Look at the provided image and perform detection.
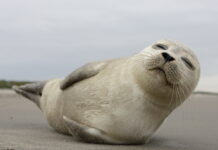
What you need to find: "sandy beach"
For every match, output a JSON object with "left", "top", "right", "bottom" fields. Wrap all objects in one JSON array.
[{"left": 0, "top": 90, "right": 217, "bottom": 150}]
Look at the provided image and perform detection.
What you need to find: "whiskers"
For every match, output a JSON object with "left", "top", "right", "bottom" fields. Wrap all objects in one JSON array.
[
  {"left": 134, "top": 50, "right": 194, "bottom": 111},
  {"left": 166, "top": 67, "right": 193, "bottom": 109},
  {"left": 134, "top": 51, "right": 157, "bottom": 65}
]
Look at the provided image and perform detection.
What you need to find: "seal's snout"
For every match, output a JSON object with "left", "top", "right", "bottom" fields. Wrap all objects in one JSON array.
[{"left": 161, "top": 52, "right": 175, "bottom": 62}]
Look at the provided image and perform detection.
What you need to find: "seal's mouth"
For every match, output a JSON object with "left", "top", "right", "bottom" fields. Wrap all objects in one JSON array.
[{"left": 150, "top": 67, "right": 173, "bottom": 87}]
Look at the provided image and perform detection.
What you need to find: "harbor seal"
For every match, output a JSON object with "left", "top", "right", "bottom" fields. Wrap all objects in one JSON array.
[{"left": 13, "top": 40, "right": 200, "bottom": 144}]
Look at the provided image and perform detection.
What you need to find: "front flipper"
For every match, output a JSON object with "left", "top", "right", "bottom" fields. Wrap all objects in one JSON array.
[
  {"left": 63, "top": 116, "right": 125, "bottom": 144},
  {"left": 60, "top": 61, "right": 110, "bottom": 90}
]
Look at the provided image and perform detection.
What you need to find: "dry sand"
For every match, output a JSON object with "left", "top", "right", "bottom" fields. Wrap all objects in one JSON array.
[{"left": 0, "top": 90, "right": 218, "bottom": 150}]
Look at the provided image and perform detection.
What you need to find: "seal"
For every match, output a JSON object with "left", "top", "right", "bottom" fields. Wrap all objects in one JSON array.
[{"left": 13, "top": 40, "right": 200, "bottom": 144}]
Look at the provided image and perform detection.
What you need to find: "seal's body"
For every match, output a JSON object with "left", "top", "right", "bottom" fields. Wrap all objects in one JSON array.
[{"left": 13, "top": 40, "right": 200, "bottom": 144}]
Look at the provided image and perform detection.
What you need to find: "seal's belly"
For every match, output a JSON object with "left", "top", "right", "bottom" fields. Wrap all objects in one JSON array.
[
  {"left": 104, "top": 100, "right": 167, "bottom": 141},
  {"left": 41, "top": 71, "right": 168, "bottom": 141},
  {"left": 61, "top": 74, "right": 116, "bottom": 125},
  {"left": 61, "top": 73, "right": 168, "bottom": 141},
  {"left": 61, "top": 59, "right": 135, "bottom": 125}
]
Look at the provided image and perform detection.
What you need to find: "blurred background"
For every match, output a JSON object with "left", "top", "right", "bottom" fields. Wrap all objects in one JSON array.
[{"left": 0, "top": 0, "right": 217, "bottom": 91}]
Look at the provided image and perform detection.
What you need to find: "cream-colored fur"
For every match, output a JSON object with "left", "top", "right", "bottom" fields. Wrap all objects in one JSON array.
[{"left": 29, "top": 40, "right": 200, "bottom": 144}]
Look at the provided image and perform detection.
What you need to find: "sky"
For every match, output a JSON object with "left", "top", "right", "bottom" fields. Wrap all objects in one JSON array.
[{"left": 0, "top": 0, "right": 218, "bottom": 81}]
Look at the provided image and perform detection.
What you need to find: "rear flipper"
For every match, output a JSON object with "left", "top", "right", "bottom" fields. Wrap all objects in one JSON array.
[
  {"left": 12, "top": 81, "right": 47, "bottom": 107},
  {"left": 63, "top": 116, "right": 126, "bottom": 144}
]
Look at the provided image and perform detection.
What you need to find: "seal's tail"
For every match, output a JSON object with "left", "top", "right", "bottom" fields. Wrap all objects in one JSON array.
[{"left": 12, "top": 81, "right": 47, "bottom": 108}]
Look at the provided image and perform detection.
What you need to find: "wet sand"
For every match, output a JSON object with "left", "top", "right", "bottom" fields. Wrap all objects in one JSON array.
[{"left": 0, "top": 90, "right": 217, "bottom": 150}]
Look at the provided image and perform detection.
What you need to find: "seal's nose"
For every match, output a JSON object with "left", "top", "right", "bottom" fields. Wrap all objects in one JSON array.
[{"left": 162, "top": 52, "right": 175, "bottom": 62}]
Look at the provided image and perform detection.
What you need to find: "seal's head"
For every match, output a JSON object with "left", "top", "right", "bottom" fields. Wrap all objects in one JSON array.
[{"left": 134, "top": 40, "right": 200, "bottom": 107}]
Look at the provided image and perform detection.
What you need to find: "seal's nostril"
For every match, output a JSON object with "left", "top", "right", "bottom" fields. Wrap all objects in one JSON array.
[{"left": 162, "top": 52, "right": 175, "bottom": 62}]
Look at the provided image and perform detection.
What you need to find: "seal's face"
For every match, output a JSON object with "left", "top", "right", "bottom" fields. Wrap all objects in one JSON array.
[{"left": 137, "top": 40, "right": 200, "bottom": 107}]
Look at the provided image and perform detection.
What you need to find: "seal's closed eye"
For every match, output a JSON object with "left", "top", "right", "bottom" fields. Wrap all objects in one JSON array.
[
  {"left": 152, "top": 44, "right": 168, "bottom": 50},
  {"left": 181, "top": 57, "right": 195, "bottom": 70}
]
